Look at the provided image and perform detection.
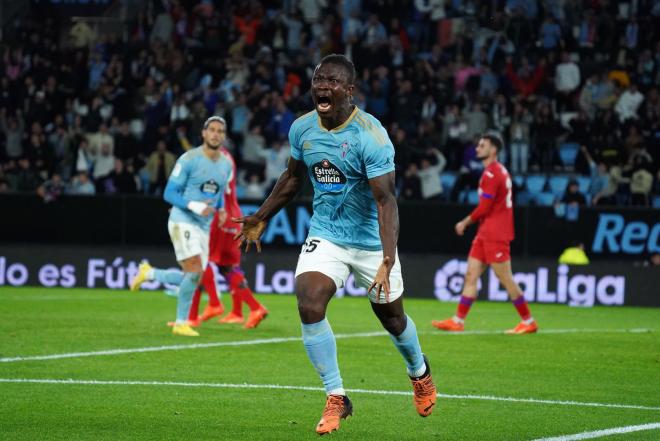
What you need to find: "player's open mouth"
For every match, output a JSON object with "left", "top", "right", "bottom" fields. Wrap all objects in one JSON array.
[{"left": 316, "top": 96, "right": 332, "bottom": 113}]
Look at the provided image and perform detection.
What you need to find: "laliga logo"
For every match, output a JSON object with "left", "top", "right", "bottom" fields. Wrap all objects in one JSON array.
[{"left": 434, "top": 259, "right": 482, "bottom": 301}]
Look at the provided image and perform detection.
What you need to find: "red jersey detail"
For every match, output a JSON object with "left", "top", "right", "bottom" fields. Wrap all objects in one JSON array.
[
  {"left": 469, "top": 161, "right": 514, "bottom": 242},
  {"left": 211, "top": 147, "right": 242, "bottom": 232}
]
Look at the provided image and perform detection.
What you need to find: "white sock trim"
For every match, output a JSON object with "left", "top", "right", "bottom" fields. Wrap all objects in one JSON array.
[
  {"left": 328, "top": 388, "right": 346, "bottom": 396},
  {"left": 409, "top": 362, "right": 427, "bottom": 378}
]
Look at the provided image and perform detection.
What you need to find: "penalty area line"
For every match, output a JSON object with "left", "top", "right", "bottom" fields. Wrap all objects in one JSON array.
[
  {"left": 0, "top": 328, "right": 653, "bottom": 363},
  {"left": 530, "top": 422, "right": 660, "bottom": 441},
  {"left": 1, "top": 378, "right": 659, "bottom": 412}
]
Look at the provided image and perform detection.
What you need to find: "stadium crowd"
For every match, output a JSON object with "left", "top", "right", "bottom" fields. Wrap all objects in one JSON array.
[{"left": 0, "top": 0, "right": 658, "bottom": 206}]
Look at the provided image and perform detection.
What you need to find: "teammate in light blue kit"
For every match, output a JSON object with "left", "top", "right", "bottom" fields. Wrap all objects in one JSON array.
[
  {"left": 235, "top": 55, "right": 437, "bottom": 435},
  {"left": 130, "top": 116, "right": 233, "bottom": 337}
]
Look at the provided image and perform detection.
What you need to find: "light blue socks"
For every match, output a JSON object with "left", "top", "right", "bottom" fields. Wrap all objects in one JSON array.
[
  {"left": 389, "top": 315, "right": 426, "bottom": 377},
  {"left": 302, "top": 318, "right": 344, "bottom": 395},
  {"left": 175, "top": 272, "right": 201, "bottom": 323},
  {"left": 153, "top": 268, "right": 184, "bottom": 285}
]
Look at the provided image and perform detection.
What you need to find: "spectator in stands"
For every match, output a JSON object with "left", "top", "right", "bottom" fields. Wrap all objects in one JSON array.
[
  {"left": 11, "top": 157, "right": 41, "bottom": 192},
  {"left": 145, "top": 140, "right": 175, "bottom": 195},
  {"left": 260, "top": 139, "right": 289, "bottom": 192},
  {"left": 92, "top": 143, "right": 116, "bottom": 193},
  {"left": 555, "top": 52, "right": 581, "bottom": 111},
  {"left": 417, "top": 148, "right": 447, "bottom": 200},
  {"left": 0, "top": 1, "right": 657, "bottom": 209},
  {"left": 400, "top": 163, "right": 421, "bottom": 200},
  {"left": 630, "top": 166, "right": 653, "bottom": 206},
  {"left": 68, "top": 170, "right": 96, "bottom": 195},
  {"left": 37, "top": 172, "right": 66, "bottom": 203},
  {"left": 0, "top": 109, "right": 25, "bottom": 169},
  {"left": 241, "top": 173, "right": 267, "bottom": 200},
  {"left": 615, "top": 83, "right": 645, "bottom": 122},
  {"left": 509, "top": 103, "right": 532, "bottom": 174},
  {"left": 561, "top": 180, "right": 587, "bottom": 206},
  {"left": 106, "top": 159, "right": 139, "bottom": 194}
]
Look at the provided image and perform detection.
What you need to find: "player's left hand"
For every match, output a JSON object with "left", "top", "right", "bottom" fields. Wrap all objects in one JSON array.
[
  {"left": 217, "top": 209, "right": 227, "bottom": 227},
  {"left": 368, "top": 256, "right": 393, "bottom": 303},
  {"left": 455, "top": 221, "right": 467, "bottom": 236}
]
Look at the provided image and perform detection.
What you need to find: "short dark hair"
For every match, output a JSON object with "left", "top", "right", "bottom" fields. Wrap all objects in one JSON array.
[
  {"left": 203, "top": 116, "right": 226, "bottom": 130},
  {"left": 481, "top": 133, "right": 504, "bottom": 151},
  {"left": 318, "top": 54, "right": 356, "bottom": 85}
]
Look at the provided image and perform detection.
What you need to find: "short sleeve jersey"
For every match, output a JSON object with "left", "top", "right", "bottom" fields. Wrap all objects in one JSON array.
[
  {"left": 289, "top": 107, "right": 395, "bottom": 250},
  {"left": 167, "top": 147, "right": 233, "bottom": 231},
  {"left": 476, "top": 161, "right": 515, "bottom": 242}
]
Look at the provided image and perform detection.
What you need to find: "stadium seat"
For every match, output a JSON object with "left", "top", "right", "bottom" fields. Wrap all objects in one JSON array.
[
  {"left": 440, "top": 172, "right": 457, "bottom": 195},
  {"left": 575, "top": 176, "right": 591, "bottom": 195},
  {"left": 654, "top": 196, "right": 660, "bottom": 209},
  {"left": 467, "top": 190, "right": 480, "bottom": 205},
  {"left": 525, "top": 174, "right": 547, "bottom": 194},
  {"left": 559, "top": 143, "right": 579, "bottom": 168},
  {"left": 548, "top": 175, "right": 569, "bottom": 198},
  {"left": 512, "top": 175, "right": 525, "bottom": 189},
  {"left": 535, "top": 192, "right": 556, "bottom": 206}
]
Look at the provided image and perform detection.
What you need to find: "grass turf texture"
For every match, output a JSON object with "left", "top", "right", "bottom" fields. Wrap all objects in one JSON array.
[{"left": 0, "top": 287, "right": 658, "bottom": 440}]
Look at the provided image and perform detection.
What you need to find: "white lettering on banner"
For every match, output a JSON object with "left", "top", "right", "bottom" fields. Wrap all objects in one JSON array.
[
  {"left": 39, "top": 264, "right": 60, "bottom": 287},
  {"left": 483, "top": 264, "right": 625, "bottom": 307},
  {"left": 86, "top": 258, "right": 160, "bottom": 290},
  {"left": 488, "top": 273, "right": 508, "bottom": 301},
  {"left": 0, "top": 255, "right": 631, "bottom": 307},
  {"left": 60, "top": 265, "right": 76, "bottom": 287},
  {"left": 0, "top": 258, "right": 29, "bottom": 286},
  {"left": 434, "top": 259, "right": 482, "bottom": 301},
  {"left": 254, "top": 263, "right": 367, "bottom": 297},
  {"left": 597, "top": 276, "right": 625, "bottom": 305},
  {"left": 536, "top": 268, "right": 556, "bottom": 303}
]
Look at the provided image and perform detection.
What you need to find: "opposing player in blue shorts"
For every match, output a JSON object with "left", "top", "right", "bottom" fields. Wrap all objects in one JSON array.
[
  {"left": 131, "top": 116, "right": 233, "bottom": 337},
  {"left": 234, "top": 54, "right": 437, "bottom": 435}
]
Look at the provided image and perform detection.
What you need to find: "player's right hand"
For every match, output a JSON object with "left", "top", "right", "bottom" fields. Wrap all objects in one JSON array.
[
  {"left": 232, "top": 215, "right": 267, "bottom": 253},
  {"left": 455, "top": 221, "right": 467, "bottom": 236}
]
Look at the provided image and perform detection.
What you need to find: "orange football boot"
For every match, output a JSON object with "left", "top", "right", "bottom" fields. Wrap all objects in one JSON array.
[
  {"left": 411, "top": 355, "right": 437, "bottom": 417},
  {"left": 219, "top": 312, "right": 244, "bottom": 324},
  {"left": 315, "top": 394, "right": 353, "bottom": 435},
  {"left": 431, "top": 318, "right": 464, "bottom": 332},
  {"left": 505, "top": 321, "right": 538, "bottom": 334},
  {"left": 199, "top": 304, "right": 224, "bottom": 322},
  {"left": 244, "top": 307, "right": 268, "bottom": 329}
]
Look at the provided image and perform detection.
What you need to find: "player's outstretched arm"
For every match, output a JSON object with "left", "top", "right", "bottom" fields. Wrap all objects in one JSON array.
[
  {"left": 233, "top": 157, "right": 306, "bottom": 252},
  {"left": 367, "top": 171, "right": 399, "bottom": 301}
]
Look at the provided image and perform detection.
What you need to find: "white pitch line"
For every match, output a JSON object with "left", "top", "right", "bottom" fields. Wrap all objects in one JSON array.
[
  {"left": 0, "top": 328, "right": 653, "bottom": 363},
  {"left": 0, "top": 331, "right": 385, "bottom": 363},
  {"left": 1, "top": 378, "right": 659, "bottom": 412},
  {"left": 530, "top": 422, "right": 660, "bottom": 441}
]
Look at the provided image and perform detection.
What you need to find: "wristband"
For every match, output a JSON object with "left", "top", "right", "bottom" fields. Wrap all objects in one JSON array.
[{"left": 187, "top": 201, "right": 208, "bottom": 215}]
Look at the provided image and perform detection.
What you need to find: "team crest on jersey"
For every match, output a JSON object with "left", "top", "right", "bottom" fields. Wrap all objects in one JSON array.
[
  {"left": 200, "top": 179, "right": 220, "bottom": 195},
  {"left": 312, "top": 159, "right": 346, "bottom": 192},
  {"left": 340, "top": 140, "right": 349, "bottom": 158}
]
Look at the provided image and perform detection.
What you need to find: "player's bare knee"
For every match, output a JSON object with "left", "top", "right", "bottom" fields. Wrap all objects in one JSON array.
[
  {"left": 379, "top": 314, "right": 406, "bottom": 335},
  {"left": 297, "top": 296, "right": 327, "bottom": 323}
]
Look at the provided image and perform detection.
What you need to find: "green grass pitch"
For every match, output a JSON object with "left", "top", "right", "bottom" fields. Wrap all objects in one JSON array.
[{"left": 0, "top": 287, "right": 659, "bottom": 440}]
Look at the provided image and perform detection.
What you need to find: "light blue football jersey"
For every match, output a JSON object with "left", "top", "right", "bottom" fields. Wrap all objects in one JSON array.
[
  {"left": 167, "top": 147, "right": 233, "bottom": 231},
  {"left": 289, "top": 107, "right": 395, "bottom": 250}
]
